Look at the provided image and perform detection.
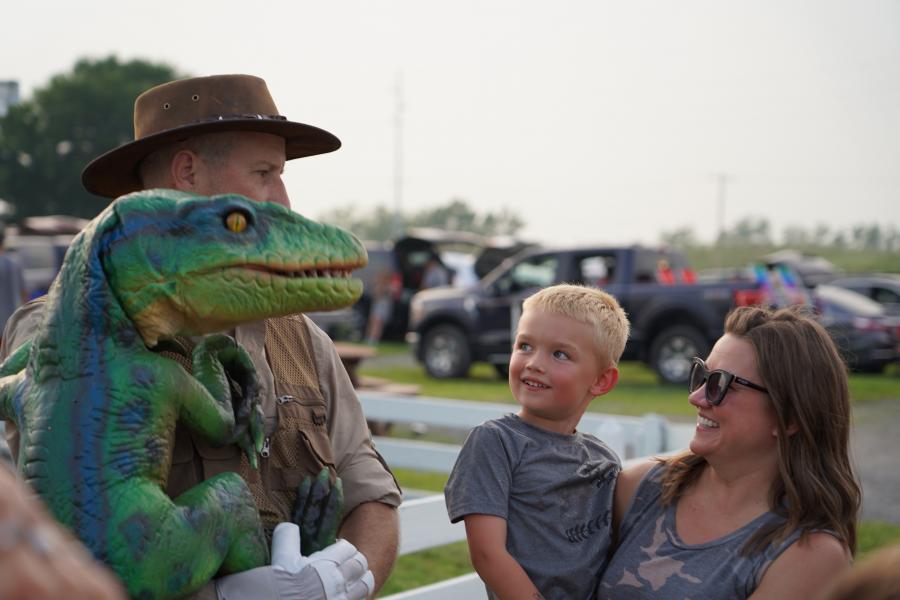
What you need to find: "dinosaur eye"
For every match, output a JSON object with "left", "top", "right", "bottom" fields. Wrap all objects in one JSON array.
[{"left": 225, "top": 211, "right": 248, "bottom": 233}]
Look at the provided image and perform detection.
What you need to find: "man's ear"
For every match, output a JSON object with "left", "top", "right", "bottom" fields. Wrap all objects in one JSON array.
[
  {"left": 170, "top": 150, "right": 200, "bottom": 191},
  {"left": 590, "top": 366, "right": 619, "bottom": 397}
]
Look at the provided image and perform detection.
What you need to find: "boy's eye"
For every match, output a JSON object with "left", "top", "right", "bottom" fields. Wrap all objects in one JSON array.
[
  {"left": 553, "top": 350, "right": 570, "bottom": 360},
  {"left": 517, "top": 342, "right": 532, "bottom": 352}
]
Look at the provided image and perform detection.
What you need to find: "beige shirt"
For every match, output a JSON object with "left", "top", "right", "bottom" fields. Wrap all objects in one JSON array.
[{"left": 0, "top": 300, "right": 401, "bottom": 514}]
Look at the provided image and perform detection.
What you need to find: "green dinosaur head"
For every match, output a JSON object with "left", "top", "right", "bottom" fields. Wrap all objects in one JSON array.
[{"left": 101, "top": 189, "right": 366, "bottom": 346}]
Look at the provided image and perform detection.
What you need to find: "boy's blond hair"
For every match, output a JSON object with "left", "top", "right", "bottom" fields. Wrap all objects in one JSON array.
[{"left": 521, "top": 284, "right": 630, "bottom": 369}]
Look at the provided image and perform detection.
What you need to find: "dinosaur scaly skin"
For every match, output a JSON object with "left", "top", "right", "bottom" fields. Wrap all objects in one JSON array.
[{"left": 0, "top": 189, "right": 366, "bottom": 600}]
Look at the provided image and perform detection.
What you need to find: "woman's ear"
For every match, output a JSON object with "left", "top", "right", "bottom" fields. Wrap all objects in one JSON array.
[{"left": 773, "top": 420, "right": 800, "bottom": 438}]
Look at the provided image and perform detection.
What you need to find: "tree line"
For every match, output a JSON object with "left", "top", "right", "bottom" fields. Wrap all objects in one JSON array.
[{"left": 661, "top": 216, "right": 900, "bottom": 253}]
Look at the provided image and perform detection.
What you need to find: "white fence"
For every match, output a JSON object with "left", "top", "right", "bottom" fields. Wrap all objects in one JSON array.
[{"left": 357, "top": 391, "right": 693, "bottom": 599}]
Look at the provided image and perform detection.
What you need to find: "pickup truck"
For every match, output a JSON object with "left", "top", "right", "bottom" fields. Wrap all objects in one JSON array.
[{"left": 406, "top": 245, "right": 764, "bottom": 384}]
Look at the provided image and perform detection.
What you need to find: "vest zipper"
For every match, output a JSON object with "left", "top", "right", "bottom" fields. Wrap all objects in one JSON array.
[{"left": 261, "top": 436, "right": 271, "bottom": 458}]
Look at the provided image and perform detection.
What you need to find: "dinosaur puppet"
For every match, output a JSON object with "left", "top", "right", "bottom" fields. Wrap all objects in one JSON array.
[{"left": 0, "top": 189, "right": 366, "bottom": 599}]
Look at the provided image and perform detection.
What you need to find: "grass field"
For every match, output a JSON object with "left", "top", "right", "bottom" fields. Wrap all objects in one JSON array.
[
  {"left": 363, "top": 355, "right": 900, "bottom": 418},
  {"left": 367, "top": 348, "right": 900, "bottom": 596}
]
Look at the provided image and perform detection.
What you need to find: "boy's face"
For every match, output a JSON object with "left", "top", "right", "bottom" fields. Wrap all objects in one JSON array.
[{"left": 510, "top": 308, "right": 617, "bottom": 434}]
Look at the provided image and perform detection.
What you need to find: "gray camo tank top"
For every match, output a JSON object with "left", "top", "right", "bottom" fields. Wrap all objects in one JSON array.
[{"left": 597, "top": 463, "right": 805, "bottom": 599}]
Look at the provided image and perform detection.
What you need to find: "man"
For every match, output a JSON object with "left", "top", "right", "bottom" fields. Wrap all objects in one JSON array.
[{"left": 0, "top": 75, "right": 401, "bottom": 599}]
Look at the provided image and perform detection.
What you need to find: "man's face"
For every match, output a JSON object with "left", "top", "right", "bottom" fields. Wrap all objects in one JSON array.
[{"left": 193, "top": 132, "right": 290, "bottom": 207}]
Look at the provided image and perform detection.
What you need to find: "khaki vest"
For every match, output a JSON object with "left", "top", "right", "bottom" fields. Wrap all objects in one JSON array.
[{"left": 163, "top": 316, "right": 337, "bottom": 539}]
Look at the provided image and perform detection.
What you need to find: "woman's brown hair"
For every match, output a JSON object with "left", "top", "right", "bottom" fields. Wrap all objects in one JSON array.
[{"left": 659, "top": 305, "right": 861, "bottom": 554}]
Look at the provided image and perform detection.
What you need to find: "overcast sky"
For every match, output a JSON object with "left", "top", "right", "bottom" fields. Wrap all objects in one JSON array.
[{"left": 3, "top": 0, "right": 899, "bottom": 246}]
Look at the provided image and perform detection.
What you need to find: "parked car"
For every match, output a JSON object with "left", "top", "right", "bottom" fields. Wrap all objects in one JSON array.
[
  {"left": 408, "top": 245, "right": 767, "bottom": 384},
  {"left": 812, "top": 284, "right": 900, "bottom": 373},
  {"left": 5, "top": 233, "right": 75, "bottom": 299},
  {"left": 827, "top": 274, "right": 900, "bottom": 315},
  {"left": 762, "top": 249, "right": 841, "bottom": 288}
]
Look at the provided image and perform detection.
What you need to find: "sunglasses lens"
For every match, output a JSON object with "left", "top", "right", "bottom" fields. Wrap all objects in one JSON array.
[
  {"left": 706, "top": 371, "right": 723, "bottom": 404},
  {"left": 689, "top": 362, "right": 705, "bottom": 392}
]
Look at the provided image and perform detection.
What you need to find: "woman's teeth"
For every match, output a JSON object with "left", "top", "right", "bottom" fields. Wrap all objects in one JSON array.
[{"left": 698, "top": 415, "right": 719, "bottom": 429}]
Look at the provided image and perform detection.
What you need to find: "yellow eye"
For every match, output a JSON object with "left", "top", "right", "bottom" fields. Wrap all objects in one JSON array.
[{"left": 225, "top": 211, "right": 248, "bottom": 233}]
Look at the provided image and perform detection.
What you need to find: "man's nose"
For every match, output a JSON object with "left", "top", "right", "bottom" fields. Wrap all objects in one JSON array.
[{"left": 268, "top": 176, "right": 290, "bottom": 208}]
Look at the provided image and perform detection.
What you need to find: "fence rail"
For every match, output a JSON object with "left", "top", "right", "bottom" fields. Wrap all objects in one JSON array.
[{"left": 358, "top": 392, "right": 692, "bottom": 599}]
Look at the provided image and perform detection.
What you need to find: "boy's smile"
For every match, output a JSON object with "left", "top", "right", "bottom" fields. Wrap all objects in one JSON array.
[{"left": 509, "top": 309, "right": 617, "bottom": 434}]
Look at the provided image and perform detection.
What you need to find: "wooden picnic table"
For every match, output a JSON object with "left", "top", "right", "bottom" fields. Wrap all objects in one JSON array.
[{"left": 333, "top": 342, "right": 376, "bottom": 388}]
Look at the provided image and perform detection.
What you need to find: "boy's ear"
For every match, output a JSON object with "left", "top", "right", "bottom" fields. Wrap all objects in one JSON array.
[{"left": 590, "top": 366, "right": 619, "bottom": 397}]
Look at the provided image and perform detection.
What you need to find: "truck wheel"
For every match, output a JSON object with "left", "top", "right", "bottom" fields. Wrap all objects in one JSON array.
[
  {"left": 422, "top": 324, "right": 471, "bottom": 379},
  {"left": 493, "top": 363, "right": 510, "bottom": 380},
  {"left": 648, "top": 325, "right": 708, "bottom": 385}
]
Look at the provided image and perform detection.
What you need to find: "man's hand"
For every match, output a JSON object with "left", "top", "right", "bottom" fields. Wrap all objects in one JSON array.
[
  {"left": 215, "top": 523, "right": 373, "bottom": 600},
  {"left": 293, "top": 469, "right": 343, "bottom": 554}
]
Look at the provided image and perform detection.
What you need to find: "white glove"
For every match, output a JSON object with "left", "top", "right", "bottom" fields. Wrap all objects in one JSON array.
[{"left": 215, "top": 523, "right": 374, "bottom": 600}]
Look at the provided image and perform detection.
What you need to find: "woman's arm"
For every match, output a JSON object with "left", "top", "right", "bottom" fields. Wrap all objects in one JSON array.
[
  {"left": 464, "top": 514, "right": 545, "bottom": 600},
  {"left": 749, "top": 532, "right": 851, "bottom": 600}
]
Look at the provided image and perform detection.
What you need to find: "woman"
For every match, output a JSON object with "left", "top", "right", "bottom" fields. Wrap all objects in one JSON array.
[{"left": 598, "top": 306, "right": 860, "bottom": 599}]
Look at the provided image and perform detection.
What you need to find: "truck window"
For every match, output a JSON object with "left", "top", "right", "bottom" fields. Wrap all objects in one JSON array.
[
  {"left": 578, "top": 255, "right": 616, "bottom": 286},
  {"left": 495, "top": 256, "right": 558, "bottom": 295}
]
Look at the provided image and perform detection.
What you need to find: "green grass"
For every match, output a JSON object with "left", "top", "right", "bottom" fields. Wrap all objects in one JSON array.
[
  {"left": 362, "top": 359, "right": 900, "bottom": 419},
  {"left": 858, "top": 521, "right": 900, "bottom": 558}
]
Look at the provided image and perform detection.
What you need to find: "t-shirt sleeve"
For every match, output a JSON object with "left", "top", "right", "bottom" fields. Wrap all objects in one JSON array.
[
  {"left": 307, "top": 317, "right": 402, "bottom": 512},
  {"left": 444, "top": 422, "right": 515, "bottom": 523},
  {"left": 1, "top": 298, "right": 47, "bottom": 461}
]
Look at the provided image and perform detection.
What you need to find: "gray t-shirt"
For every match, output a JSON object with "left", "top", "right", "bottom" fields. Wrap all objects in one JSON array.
[
  {"left": 445, "top": 413, "right": 621, "bottom": 600},
  {"left": 597, "top": 462, "right": 808, "bottom": 599}
]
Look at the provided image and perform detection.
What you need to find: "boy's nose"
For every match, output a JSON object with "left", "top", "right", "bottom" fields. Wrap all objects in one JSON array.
[{"left": 525, "top": 353, "right": 545, "bottom": 372}]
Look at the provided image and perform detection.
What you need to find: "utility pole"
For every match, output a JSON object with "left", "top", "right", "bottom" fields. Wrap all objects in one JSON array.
[
  {"left": 393, "top": 72, "right": 404, "bottom": 238},
  {"left": 714, "top": 172, "right": 733, "bottom": 243}
]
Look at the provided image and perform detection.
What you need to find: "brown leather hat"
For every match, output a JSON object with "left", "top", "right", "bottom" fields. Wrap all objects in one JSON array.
[{"left": 81, "top": 74, "right": 341, "bottom": 198}]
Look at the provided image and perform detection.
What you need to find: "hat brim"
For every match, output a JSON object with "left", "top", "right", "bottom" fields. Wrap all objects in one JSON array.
[{"left": 81, "top": 118, "right": 341, "bottom": 199}]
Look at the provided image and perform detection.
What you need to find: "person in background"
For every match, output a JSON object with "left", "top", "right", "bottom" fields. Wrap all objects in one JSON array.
[
  {"left": 0, "top": 74, "right": 401, "bottom": 600},
  {"left": 820, "top": 543, "right": 900, "bottom": 600},
  {"left": 421, "top": 256, "right": 449, "bottom": 289},
  {"left": 364, "top": 268, "right": 395, "bottom": 345},
  {"left": 598, "top": 305, "right": 860, "bottom": 599},
  {"left": 445, "top": 284, "right": 630, "bottom": 599},
  {"left": 0, "top": 466, "right": 126, "bottom": 600},
  {"left": 0, "top": 225, "right": 27, "bottom": 344}
]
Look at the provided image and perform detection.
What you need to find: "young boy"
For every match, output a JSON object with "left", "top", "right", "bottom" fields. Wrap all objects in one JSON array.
[{"left": 445, "top": 284, "right": 630, "bottom": 600}]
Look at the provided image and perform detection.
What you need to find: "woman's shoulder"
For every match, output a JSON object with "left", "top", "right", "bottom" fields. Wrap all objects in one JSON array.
[
  {"left": 750, "top": 532, "right": 851, "bottom": 600},
  {"left": 613, "top": 458, "right": 664, "bottom": 530}
]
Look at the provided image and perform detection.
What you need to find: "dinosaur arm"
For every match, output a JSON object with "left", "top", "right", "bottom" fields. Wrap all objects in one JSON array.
[
  {"left": 179, "top": 334, "right": 264, "bottom": 466},
  {"left": 0, "top": 340, "right": 31, "bottom": 425},
  {"left": 0, "top": 338, "right": 30, "bottom": 377}
]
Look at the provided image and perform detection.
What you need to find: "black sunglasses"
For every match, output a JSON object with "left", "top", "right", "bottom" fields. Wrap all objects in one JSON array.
[{"left": 689, "top": 357, "right": 769, "bottom": 406}]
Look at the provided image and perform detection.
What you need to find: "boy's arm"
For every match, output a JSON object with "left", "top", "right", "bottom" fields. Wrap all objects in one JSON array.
[{"left": 464, "top": 514, "right": 545, "bottom": 600}]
